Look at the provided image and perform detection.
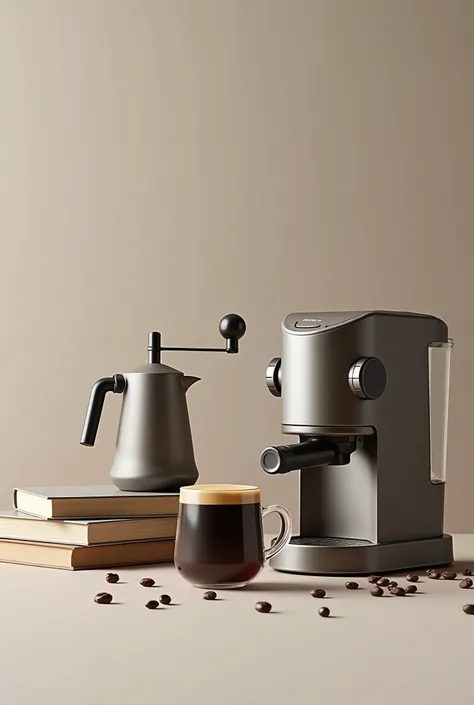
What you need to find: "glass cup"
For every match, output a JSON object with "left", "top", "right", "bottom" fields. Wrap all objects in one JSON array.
[{"left": 174, "top": 483, "right": 292, "bottom": 589}]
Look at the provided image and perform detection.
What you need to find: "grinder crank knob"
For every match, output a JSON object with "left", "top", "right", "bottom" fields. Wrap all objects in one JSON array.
[
  {"left": 348, "top": 357, "right": 386, "bottom": 400},
  {"left": 219, "top": 314, "right": 246, "bottom": 353}
]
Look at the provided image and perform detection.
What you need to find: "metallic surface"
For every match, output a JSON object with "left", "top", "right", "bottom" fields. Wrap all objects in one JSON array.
[
  {"left": 81, "top": 313, "right": 246, "bottom": 493},
  {"left": 265, "top": 357, "right": 282, "bottom": 397},
  {"left": 269, "top": 534, "right": 453, "bottom": 575},
  {"left": 348, "top": 357, "right": 387, "bottom": 399},
  {"left": 264, "top": 310, "right": 453, "bottom": 574},
  {"left": 110, "top": 368, "right": 200, "bottom": 492}
]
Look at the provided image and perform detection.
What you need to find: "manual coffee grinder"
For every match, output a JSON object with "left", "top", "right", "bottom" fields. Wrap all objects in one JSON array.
[
  {"left": 260, "top": 310, "right": 454, "bottom": 575},
  {"left": 80, "top": 313, "right": 246, "bottom": 492}
]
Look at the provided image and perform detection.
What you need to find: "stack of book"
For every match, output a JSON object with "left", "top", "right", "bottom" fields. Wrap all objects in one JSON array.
[{"left": 0, "top": 485, "right": 179, "bottom": 570}]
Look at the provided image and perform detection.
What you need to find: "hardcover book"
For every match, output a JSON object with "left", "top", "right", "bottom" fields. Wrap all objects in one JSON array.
[{"left": 13, "top": 485, "right": 180, "bottom": 519}]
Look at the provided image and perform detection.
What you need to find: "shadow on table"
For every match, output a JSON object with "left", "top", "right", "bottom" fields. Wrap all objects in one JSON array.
[
  {"left": 244, "top": 581, "right": 348, "bottom": 593},
  {"left": 243, "top": 581, "right": 315, "bottom": 592},
  {"left": 453, "top": 560, "right": 474, "bottom": 575}
]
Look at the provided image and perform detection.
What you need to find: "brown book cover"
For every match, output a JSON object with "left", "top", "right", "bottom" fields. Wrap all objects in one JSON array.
[
  {"left": 0, "top": 537, "right": 176, "bottom": 570},
  {"left": 13, "top": 485, "right": 179, "bottom": 519},
  {"left": 0, "top": 510, "right": 177, "bottom": 546}
]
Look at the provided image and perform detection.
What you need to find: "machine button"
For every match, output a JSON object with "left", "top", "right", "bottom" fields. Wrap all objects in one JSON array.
[
  {"left": 295, "top": 319, "right": 322, "bottom": 328},
  {"left": 348, "top": 357, "right": 387, "bottom": 400}
]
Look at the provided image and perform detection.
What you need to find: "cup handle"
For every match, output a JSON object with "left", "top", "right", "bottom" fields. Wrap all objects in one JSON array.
[{"left": 262, "top": 505, "right": 292, "bottom": 561}]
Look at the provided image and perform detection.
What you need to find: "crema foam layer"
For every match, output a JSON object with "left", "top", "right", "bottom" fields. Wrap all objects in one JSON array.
[{"left": 179, "top": 484, "right": 260, "bottom": 506}]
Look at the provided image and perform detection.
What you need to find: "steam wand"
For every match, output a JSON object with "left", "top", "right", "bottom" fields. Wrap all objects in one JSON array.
[{"left": 148, "top": 314, "right": 246, "bottom": 364}]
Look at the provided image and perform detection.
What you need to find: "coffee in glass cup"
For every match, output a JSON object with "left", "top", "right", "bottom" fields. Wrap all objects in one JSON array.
[{"left": 174, "top": 483, "right": 292, "bottom": 589}]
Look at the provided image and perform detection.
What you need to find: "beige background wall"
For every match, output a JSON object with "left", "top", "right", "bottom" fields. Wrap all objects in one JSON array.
[{"left": 0, "top": 0, "right": 473, "bottom": 532}]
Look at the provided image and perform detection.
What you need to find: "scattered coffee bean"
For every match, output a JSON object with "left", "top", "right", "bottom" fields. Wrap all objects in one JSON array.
[
  {"left": 390, "top": 587, "right": 406, "bottom": 596},
  {"left": 318, "top": 607, "right": 330, "bottom": 617},
  {"left": 159, "top": 594, "right": 172, "bottom": 605},
  {"left": 460, "top": 578, "right": 473, "bottom": 589},
  {"left": 145, "top": 600, "right": 159, "bottom": 609},
  {"left": 463, "top": 569, "right": 472, "bottom": 576},
  {"left": 463, "top": 604, "right": 474, "bottom": 615},
  {"left": 388, "top": 581, "right": 398, "bottom": 589},
  {"left": 370, "top": 586, "right": 384, "bottom": 597},
  {"left": 105, "top": 572, "right": 119, "bottom": 584},
  {"left": 345, "top": 581, "right": 359, "bottom": 590},
  {"left": 140, "top": 578, "right": 155, "bottom": 587},
  {"left": 368, "top": 575, "right": 382, "bottom": 584},
  {"left": 406, "top": 574, "right": 419, "bottom": 582},
  {"left": 94, "top": 592, "right": 113, "bottom": 604},
  {"left": 428, "top": 570, "right": 441, "bottom": 580},
  {"left": 255, "top": 601, "right": 272, "bottom": 613},
  {"left": 311, "top": 589, "right": 326, "bottom": 598},
  {"left": 406, "top": 585, "right": 418, "bottom": 594},
  {"left": 203, "top": 590, "right": 217, "bottom": 600},
  {"left": 377, "top": 578, "right": 390, "bottom": 587},
  {"left": 442, "top": 571, "right": 456, "bottom": 580}
]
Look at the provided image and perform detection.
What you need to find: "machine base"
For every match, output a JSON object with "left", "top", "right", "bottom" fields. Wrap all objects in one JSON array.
[{"left": 269, "top": 534, "right": 454, "bottom": 576}]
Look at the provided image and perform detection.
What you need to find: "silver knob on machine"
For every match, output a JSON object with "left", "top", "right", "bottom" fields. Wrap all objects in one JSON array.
[
  {"left": 348, "top": 357, "right": 387, "bottom": 400},
  {"left": 266, "top": 357, "right": 282, "bottom": 397}
]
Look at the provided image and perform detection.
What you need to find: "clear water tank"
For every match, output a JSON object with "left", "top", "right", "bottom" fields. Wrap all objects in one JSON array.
[{"left": 429, "top": 338, "right": 453, "bottom": 484}]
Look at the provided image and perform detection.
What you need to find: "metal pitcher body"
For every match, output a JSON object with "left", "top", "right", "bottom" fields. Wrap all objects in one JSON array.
[{"left": 110, "top": 371, "right": 199, "bottom": 492}]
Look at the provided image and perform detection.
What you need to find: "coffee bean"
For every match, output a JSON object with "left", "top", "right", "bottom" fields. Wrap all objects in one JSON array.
[
  {"left": 463, "top": 569, "right": 472, "bottom": 576},
  {"left": 145, "top": 600, "right": 159, "bottom": 609},
  {"left": 406, "top": 574, "right": 419, "bottom": 582},
  {"left": 159, "top": 594, "right": 172, "bottom": 605},
  {"left": 345, "top": 581, "right": 359, "bottom": 590},
  {"left": 368, "top": 575, "right": 382, "bottom": 584},
  {"left": 105, "top": 572, "right": 119, "bottom": 584},
  {"left": 390, "top": 587, "right": 406, "bottom": 596},
  {"left": 311, "top": 589, "right": 326, "bottom": 598},
  {"left": 255, "top": 601, "right": 272, "bottom": 613},
  {"left": 94, "top": 592, "right": 112, "bottom": 604},
  {"left": 318, "top": 607, "right": 330, "bottom": 617},
  {"left": 388, "top": 581, "right": 398, "bottom": 589},
  {"left": 460, "top": 578, "right": 473, "bottom": 589},
  {"left": 203, "top": 590, "right": 217, "bottom": 600},
  {"left": 370, "top": 586, "right": 383, "bottom": 597},
  {"left": 442, "top": 571, "right": 457, "bottom": 580},
  {"left": 140, "top": 578, "right": 155, "bottom": 587},
  {"left": 377, "top": 578, "right": 390, "bottom": 587},
  {"left": 428, "top": 570, "right": 441, "bottom": 580},
  {"left": 425, "top": 569, "right": 433, "bottom": 575},
  {"left": 463, "top": 604, "right": 474, "bottom": 615},
  {"left": 406, "top": 585, "right": 418, "bottom": 594}
]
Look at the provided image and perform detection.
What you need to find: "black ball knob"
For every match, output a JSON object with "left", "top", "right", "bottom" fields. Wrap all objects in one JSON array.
[{"left": 219, "top": 314, "right": 246, "bottom": 353}]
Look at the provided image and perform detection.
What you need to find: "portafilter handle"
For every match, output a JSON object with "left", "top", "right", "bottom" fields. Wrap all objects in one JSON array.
[
  {"left": 260, "top": 439, "right": 338, "bottom": 475},
  {"left": 261, "top": 437, "right": 357, "bottom": 474}
]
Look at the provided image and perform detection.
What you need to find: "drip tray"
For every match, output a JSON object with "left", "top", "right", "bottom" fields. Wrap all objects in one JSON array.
[
  {"left": 269, "top": 533, "right": 454, "bottom": 576},
  {"left": 289, "top": 537, "right": 373, "bottom": 548}
]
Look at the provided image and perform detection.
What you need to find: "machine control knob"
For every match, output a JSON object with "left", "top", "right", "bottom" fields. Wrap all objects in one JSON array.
[
  {"left": 265, "top": 357, "right": 282, "bottom": 397},
  {"left": 348, "top": 357, "right": 386, "bottom": 400}
]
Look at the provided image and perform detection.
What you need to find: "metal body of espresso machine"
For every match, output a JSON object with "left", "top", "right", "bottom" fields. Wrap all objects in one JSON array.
[{"left": 260, "top": 310, "right": 454, "bottom": 575}]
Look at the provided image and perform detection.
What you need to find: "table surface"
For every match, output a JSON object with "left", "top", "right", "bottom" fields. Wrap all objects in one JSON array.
[{"left": 1, "top": 534, "right": 474, "bottom": 705}]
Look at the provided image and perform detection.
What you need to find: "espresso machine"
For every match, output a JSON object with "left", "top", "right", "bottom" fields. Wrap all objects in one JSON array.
[{"left": 260, "top": 310, "right": 454, "bottom": 575}]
